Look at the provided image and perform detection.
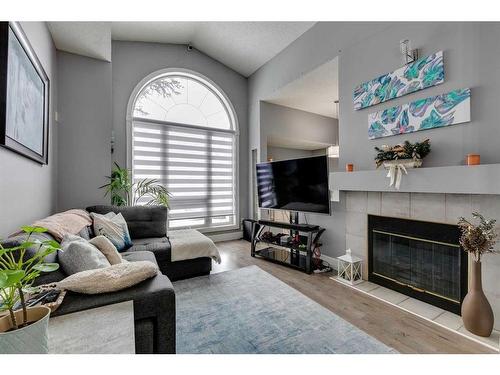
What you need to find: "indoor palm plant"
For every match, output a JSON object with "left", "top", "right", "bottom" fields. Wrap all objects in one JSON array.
[
  {"left": 100, "top": 162, "right": 171, "bottom": 207},
  {"left": 458, "top": 212, "right": 498, "bottom": 337},
  {"left": 0, "top": 226, "right": 60, "bottom": 353}
]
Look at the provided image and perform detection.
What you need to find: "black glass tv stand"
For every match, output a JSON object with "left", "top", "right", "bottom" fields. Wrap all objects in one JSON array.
[{"left": 250, "top": 219, "right": 325, "bottom": 274}]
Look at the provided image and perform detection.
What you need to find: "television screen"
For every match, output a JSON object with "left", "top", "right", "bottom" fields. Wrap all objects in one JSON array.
[{"left": 256, "top": 155, "right": 330, "bottom": 214}]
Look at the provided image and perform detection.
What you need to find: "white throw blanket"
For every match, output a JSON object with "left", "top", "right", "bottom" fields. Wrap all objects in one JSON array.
[{"left": 169, "top": 229, "right": 221, "bottom": 263}]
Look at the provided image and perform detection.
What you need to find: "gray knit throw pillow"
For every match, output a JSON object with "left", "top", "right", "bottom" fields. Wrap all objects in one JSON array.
[{"left": 59, "top": 234, "right": 111, "bottom": 275}]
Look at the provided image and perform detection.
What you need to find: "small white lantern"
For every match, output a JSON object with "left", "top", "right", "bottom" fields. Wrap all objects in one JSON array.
[{"left": 336, "top": 249, "right": 363, "bottom": 285}]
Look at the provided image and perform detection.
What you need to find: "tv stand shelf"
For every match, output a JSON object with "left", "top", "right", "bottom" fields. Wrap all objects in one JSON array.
[
  {"left": 257, "top": 220, "right": 320, "bottom": 232},
  {"left": 251, "top": 220, "right": 325, "bottom": 274}
]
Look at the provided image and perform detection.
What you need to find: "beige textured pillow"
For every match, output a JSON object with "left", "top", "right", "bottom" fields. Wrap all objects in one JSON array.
[
  {"left": 89, "top": 235, "right": 123, "bottom": 265},
  {"left": 54, "top": 261, "right": 158, "bottom": 294}
]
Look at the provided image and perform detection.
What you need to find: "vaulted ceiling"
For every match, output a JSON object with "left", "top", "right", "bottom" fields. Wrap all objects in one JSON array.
[
  {"left": 47, "top": 22, "right": 316, "bottom": 77},
  {"left": 264, "top": 57, "right": 339, "bottom": 118}
]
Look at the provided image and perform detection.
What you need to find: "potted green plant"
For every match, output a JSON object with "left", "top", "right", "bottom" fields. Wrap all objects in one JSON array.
[
  {"left": 0, "top": 226, "right": 61, "bottom": 353},
  {"left": 458, "top": 213, "right": 498, "bottom": 337},
  {"left": 100, "top": 162, "right": 171, "bottom": 207}
]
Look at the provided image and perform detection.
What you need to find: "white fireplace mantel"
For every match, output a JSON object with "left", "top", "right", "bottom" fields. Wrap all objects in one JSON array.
[{"left": 330, "top": 164, "right": 500, "bottom": 195}]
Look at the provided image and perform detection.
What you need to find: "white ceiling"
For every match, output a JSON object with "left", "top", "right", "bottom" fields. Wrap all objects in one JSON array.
[
  {"left": 264, "top": 57, "right": 339, "bottom": 118},
  {"left": 47, "top": 22, "right": 315, "bottom": 76},
  {"left": 47, "top": 22, "right": 112, "bottom": 62}
]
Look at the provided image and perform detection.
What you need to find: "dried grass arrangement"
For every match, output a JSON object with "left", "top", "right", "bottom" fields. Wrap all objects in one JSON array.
[{"left": 458, "top": 212, "right": 498, "bottom": 262}]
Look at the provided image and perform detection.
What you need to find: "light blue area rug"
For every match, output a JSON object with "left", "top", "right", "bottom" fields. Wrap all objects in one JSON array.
[{"left": 174, "top": 265, "right": 397, "bottom": 354}]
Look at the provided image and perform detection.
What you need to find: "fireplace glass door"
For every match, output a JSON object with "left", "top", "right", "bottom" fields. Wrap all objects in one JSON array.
[
  {"left": 372, "top": 230, "right": 461, "bottom": 303},
  {"left": 368, "top": 215, "right": 467, "bottom": 314}
]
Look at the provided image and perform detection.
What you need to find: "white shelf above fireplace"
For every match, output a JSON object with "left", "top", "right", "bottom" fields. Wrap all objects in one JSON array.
[{"left": 329, "top": 164, "right": 500, "bottom": 195}]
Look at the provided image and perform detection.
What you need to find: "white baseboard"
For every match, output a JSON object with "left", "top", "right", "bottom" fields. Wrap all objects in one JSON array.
[{"left": 207, "top": 231, "right": 243, "bottom": 243}]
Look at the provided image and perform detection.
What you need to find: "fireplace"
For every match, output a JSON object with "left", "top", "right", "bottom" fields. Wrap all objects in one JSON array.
[{"left": 368, "top": 215, "right": 468, "bottom": 314}]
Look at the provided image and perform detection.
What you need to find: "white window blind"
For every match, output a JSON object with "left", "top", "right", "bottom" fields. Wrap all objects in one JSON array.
[{"left": 132, "top": 118, "right": 236, "bottom": 230}]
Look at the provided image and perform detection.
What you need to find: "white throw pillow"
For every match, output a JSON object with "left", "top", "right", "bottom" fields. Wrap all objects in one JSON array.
[{"left": 91, "top": 212, "right": 132, "bottom": 252}]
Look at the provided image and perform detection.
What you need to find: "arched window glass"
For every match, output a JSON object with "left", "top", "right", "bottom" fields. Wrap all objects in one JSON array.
[
  {"left": 131, "top": 71, "right": 237, "bottom": 231},
  {"left": 134, "top": 74, "right": 232, "bottom": 130}
]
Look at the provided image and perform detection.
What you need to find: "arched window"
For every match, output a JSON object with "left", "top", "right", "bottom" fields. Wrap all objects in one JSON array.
[{"left": 129, "top": 70, "right": 238, "bottom": 231}]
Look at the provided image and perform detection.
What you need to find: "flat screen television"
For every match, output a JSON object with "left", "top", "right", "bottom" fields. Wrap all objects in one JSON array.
[{"left": 256, "top": 155, "right": 330, "bottom": 215}]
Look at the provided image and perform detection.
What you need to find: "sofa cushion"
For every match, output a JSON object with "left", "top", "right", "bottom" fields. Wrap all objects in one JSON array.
[
  {"left": 59, "top": 234, "right": 111, "bottom": 275},
  {"left": 122, "top": 250, "right": 158, "bottom": 265},
  {"left": 127, "top": 237, "right": 171, "bottom": 265},
  {"left": 91, "top": 212, "right": 133, "bottom": 252},
  {"left": 35, "top": 269, "right": 67, "bottom": 286},
  {"left": 78, "top": 225, "right": 94, "bottom": 240},
  {"left": 86, "top": 205, "right": 168, "bottom": 239}
]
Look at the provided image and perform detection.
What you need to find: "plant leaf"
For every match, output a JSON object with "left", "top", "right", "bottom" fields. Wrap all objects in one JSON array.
[
  {"left": 0, "top": 272, "right": 7, "bottom": 287},
  {"left": 0, "top": 269, "right": 25, "bottom": 287},
  {"left": 42, "top": 240, "right": 61, "bottom": 249},
  {"left": 21, "top": 226, "right": 48, "bottom": 234},
  {"left": 18, "top": 241, "right": 36, "bottom": 249},
  {"left": 33, "top": 263, "right": 59, "bottom": 273}
]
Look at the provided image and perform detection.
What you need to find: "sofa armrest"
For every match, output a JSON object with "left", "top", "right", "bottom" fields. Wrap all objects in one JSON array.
[{"left": 52, "top": 268, "right": 176, "bottom": 353}]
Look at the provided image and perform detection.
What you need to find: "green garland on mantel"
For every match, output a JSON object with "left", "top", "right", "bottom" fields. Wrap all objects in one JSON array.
[{"left": 374, "top": 139, "right": 431, "bottom": 168}]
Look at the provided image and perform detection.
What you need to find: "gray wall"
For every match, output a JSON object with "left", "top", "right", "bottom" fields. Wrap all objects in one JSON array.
[
  {"left": 261, "top": 102, "right": 338, "bottom": 150},
  {"left": 248, "top": 22, "right": 500, "bottom": 259},
  {"left": 0, "top": 22, "right": 58, "bottom": 236},
  {"left": 248, "top": 23, "right": 389, "bottom": 258},
  {"left": 57, "top": 52, "right": 112, "bottom": 210},
  {"left": 339, "top": 22, "right": 500, "bottom": 170},
  {"left": 262, "top": 101, "right": 339, "bottom": 181},
  {"left": 111, "top": 41, "right": 249, "bottom": 222},
  {"left": 267, "top": 146, "right": 313, "bottom": 161},
  {"left": 312, "top": 149, "right": 327, "bottom": 156},
  {"left": 248, "top": 22, "right": 390, "bottom": 166},
  {"left": 55, "top": 41, "right": 248, "bottom": 224}
]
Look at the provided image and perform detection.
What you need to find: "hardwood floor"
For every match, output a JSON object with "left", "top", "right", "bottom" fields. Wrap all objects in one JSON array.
[{"left": 212, "top": 240, "right": 495, "bottom": 354}]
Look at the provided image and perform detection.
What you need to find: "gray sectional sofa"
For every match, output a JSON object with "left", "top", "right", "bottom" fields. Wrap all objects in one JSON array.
[
  {"left": 1, "top": 205, "right": 214, "bottom": 354},
  {"left": 86, "top": 205, "right": 213, "bottom": 281}
]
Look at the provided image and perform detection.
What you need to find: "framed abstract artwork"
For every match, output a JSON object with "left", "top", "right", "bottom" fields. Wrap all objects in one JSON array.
[
  {"left": 354, "top": 51, "right": 444, "bottom": 110},
  {"left": 0, "top": 22, "right": 50, "bottom": 164},
  {"left": 368, "top": 88, "right": 471, "bottom": 139}
]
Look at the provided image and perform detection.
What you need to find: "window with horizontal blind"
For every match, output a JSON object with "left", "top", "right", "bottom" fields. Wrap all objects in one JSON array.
[{"left": 130, "top": 70, "right": 238, "bottom": 231}]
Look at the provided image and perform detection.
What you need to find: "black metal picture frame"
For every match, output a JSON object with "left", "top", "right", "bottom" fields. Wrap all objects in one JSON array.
[{"left": 0, "top": 22, "right": 50, "bottom": 164}]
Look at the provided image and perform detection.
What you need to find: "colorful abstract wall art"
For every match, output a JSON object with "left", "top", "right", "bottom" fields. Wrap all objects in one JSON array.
[
  {"left": 368, "top": 88, "right": 471, "bottom": 139},
  {"left": 354, "top": 51, "right": 444, "bottom": 110}
]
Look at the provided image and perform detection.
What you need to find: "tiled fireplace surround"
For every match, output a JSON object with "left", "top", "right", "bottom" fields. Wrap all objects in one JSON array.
[{"left": 344, "top": 191, "right": 500, "bottom": 332}]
